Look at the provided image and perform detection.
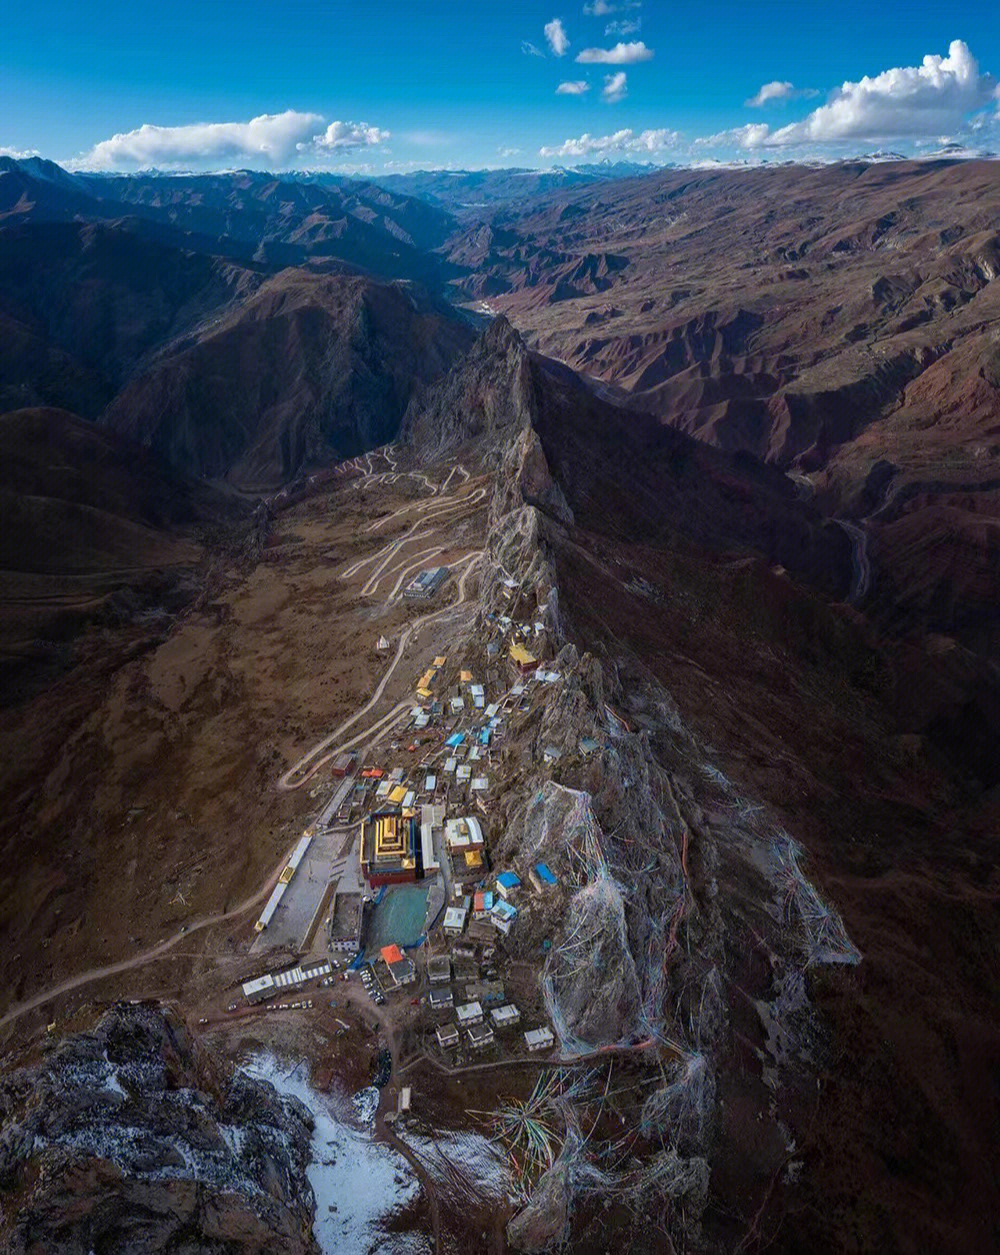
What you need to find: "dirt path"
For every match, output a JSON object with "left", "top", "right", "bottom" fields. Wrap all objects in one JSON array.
[
  {"left": 0, "top": 842, "right": 299, "bottom": 1037},
  {"left": 278, "top": 549, "right": 483, "bottom": 790}
]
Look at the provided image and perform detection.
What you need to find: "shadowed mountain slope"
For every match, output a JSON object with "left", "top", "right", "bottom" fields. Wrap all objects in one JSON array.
[
  {"left": 0, "top": 220, "right": 265, "bottom": 418},
  {"left": 451, "top": 160, "right": 1000, "bottom": 656},
  {"left": 1, "top": 157, "right": 459, "bottom": 286},
  {"left": 104, "top": 270, "right": 475, "bottom": 488}
]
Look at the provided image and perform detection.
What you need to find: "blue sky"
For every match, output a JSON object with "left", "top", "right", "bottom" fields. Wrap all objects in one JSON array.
[{"left": 2, "top": 1, "right": 998, "bottom": 170}]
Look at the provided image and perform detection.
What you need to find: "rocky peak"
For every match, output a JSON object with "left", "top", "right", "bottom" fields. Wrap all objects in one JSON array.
[
  {"left": 481, "top": 311, "right": 527, "bottom": 357},
  {"left": 401, "top": 313, "right": 538, "bottom": 460}
]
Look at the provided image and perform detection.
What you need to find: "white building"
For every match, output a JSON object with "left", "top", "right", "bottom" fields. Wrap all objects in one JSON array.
[
  {"left": 445, "top": 816, "right": 484, "bottom": 851},
  {"left": 491, "top": 1004, "right": 521, "bottom": 1029},
  {"left": 456, "top": 1000, "right": 484, "bottom": 1026},
  {"left": 524, "top": 1026, "right": 555, "bottom": 1052},
  {"left": 436, "top": 1023, "right": 459, "bottom": 1049},
  {"left": 443, "top": 905, "right": 468, "bottom": 936}
]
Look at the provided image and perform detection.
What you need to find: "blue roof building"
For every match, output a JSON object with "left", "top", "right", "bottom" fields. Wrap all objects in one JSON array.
[{"left": 496, "top": 870, "right": 521, "bottom": 900}]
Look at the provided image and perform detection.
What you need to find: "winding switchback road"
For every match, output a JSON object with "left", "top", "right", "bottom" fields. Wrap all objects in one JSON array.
[{"left": 277, "top": 549, "right": 483, "bottom": 790}]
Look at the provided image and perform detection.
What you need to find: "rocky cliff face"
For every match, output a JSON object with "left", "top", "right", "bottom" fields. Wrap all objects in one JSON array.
[
  {"left": 422, "top": 323, "right": 861, "bottom": 1250},
  {"left": 400, "top": 314, "right": 537, "bottom": 461},
  {"left": 407, "top": 316, "right": 851, "bottom": 597},
  {"left": 0, "top": 1004, "right": 318, "bottom": 1254},
  {"left": 441, "top": 316, "right": 1000, "bottom": 1254}
]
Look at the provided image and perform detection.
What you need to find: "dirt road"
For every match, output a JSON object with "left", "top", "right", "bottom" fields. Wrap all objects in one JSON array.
[
  {"left": 278, "top": 548, "right": 483, "bottom": 790},
  {"left": 0, "top": 843, "right": 302, "bottom": 1037}
]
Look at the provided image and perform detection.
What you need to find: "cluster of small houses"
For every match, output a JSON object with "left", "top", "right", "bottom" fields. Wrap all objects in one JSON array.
[
  {"left": 443, "top": 861, "right": 559, "bottom": 939},
  {"left": 351, "top": 589, "right": 600, "bottom": 1057},
  {"left": 424, "top": 948, "right": 555, "bottom": 1055},
  {"left": 244, "top": 579, "right": 597, "bottom": 1062}
]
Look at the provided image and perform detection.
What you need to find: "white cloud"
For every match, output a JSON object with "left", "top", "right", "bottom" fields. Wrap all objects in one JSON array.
[
  {"left": 694, "top": 123, "right": 772, "bottom": 150},
  {"left": 583, "top": 0, "right": 641, "bottom": 13},
  {"left": 557, "top": 80, "right": 591, "bottom": 95},
  {"left": 769, "top": 40, "right": 996, "bottom": 145},
  {"left": 746, "top": 80, "right": 795, "bottom": 107},
  {"left": 603, "top": 71, "right": 628, "bottom": 103},
  {"left": 576, "top": 40, "right": 653, "bottom": 64},
  {"left": 497, "top": 145, "right": 522, "bottom": 157},
  {"left": 313, "top": 121, "right": 389, "bottom": 150},
  {"left": 0, "top": 146, "right": 40, "bottom": 160},
  {"left": 697, "top": 42, "right": 998, "bottom": 153},
  {"left": 540, "top": 130, "right": 632, "bottom": 157},
  {"left": 545, "top": 18, "right": 570, "bottom": 56},
  {"left": 75, "top": 111, "right": 325, "bottom": 170},
  {"left": 628, "top": 127, "right": 682, "bottom": 151},
  {"left": 606, "top": 18, "right": 640, "bottom": 35},
  {"left": 69, "top": 112, "right": 393, "bottom": 171},
  {"left": 521, "top": 40, "right": 545, "bottom": 57},
  {"left": 539, "top": 126, "right": 679, "bottom": 158}
]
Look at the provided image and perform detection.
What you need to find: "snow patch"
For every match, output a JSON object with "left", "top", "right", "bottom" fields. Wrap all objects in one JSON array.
[{"left": 240, "top": 1054, "right": 428, "bottom": 1255}]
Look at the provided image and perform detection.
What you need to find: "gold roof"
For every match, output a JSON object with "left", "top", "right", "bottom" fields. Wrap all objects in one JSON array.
[
  {"left": 509, "top": 643, "right": 538, "bottom": 666},
  {"left": 373, "top": 814, "right": 408, "bottom": 859}
]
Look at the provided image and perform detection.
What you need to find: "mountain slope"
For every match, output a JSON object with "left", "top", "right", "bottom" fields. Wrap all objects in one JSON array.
[
  {"left": 0, "top": 406, "right": 237, "bottom": 705},
  {"left": 0, "top": 158, "right": 460, "bottom": 287},
  {"left": 0, "top": 220, "right": 264, "bottom": 417},
  {"left": 404, "top": 316, "right": 852, "bottom": 597},
  {"left": 406, "top": 316, "right": 1000, "bottom": 1253},
  {"left": 104, "top": 271, "right": 475, "bottom": 487},
  {"left": 452, "top": 159, "right": 1000, "bottom": 655}
]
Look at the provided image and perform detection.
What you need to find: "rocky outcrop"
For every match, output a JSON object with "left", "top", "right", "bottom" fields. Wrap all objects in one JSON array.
[
  {"left": 545, "top": 875, "right": 642, "bottom": 1047},
  {"left": 506, "top": 1159, "right": 570, "bottom": 1252},
  {"left": 401, "top": 314, "right": 536, "bottom": 460},
  {"left": 0, "top": 1004, "right": 318, "bottom": 1254}
]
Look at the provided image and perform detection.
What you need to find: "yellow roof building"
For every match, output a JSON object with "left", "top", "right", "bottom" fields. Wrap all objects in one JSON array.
[{"left": 509, "top": 643, "right": 538, "bottom": 668}]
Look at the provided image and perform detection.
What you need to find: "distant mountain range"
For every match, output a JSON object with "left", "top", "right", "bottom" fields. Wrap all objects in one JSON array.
[
  {"left": 0, "top": 156, "right": 458, "bottom": 283},
  {"left": 0, "top": 157, "right": 477, "bottom": 489},
  {"left": 370, "top": 161, "right": 663, "bottom": 214}
]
